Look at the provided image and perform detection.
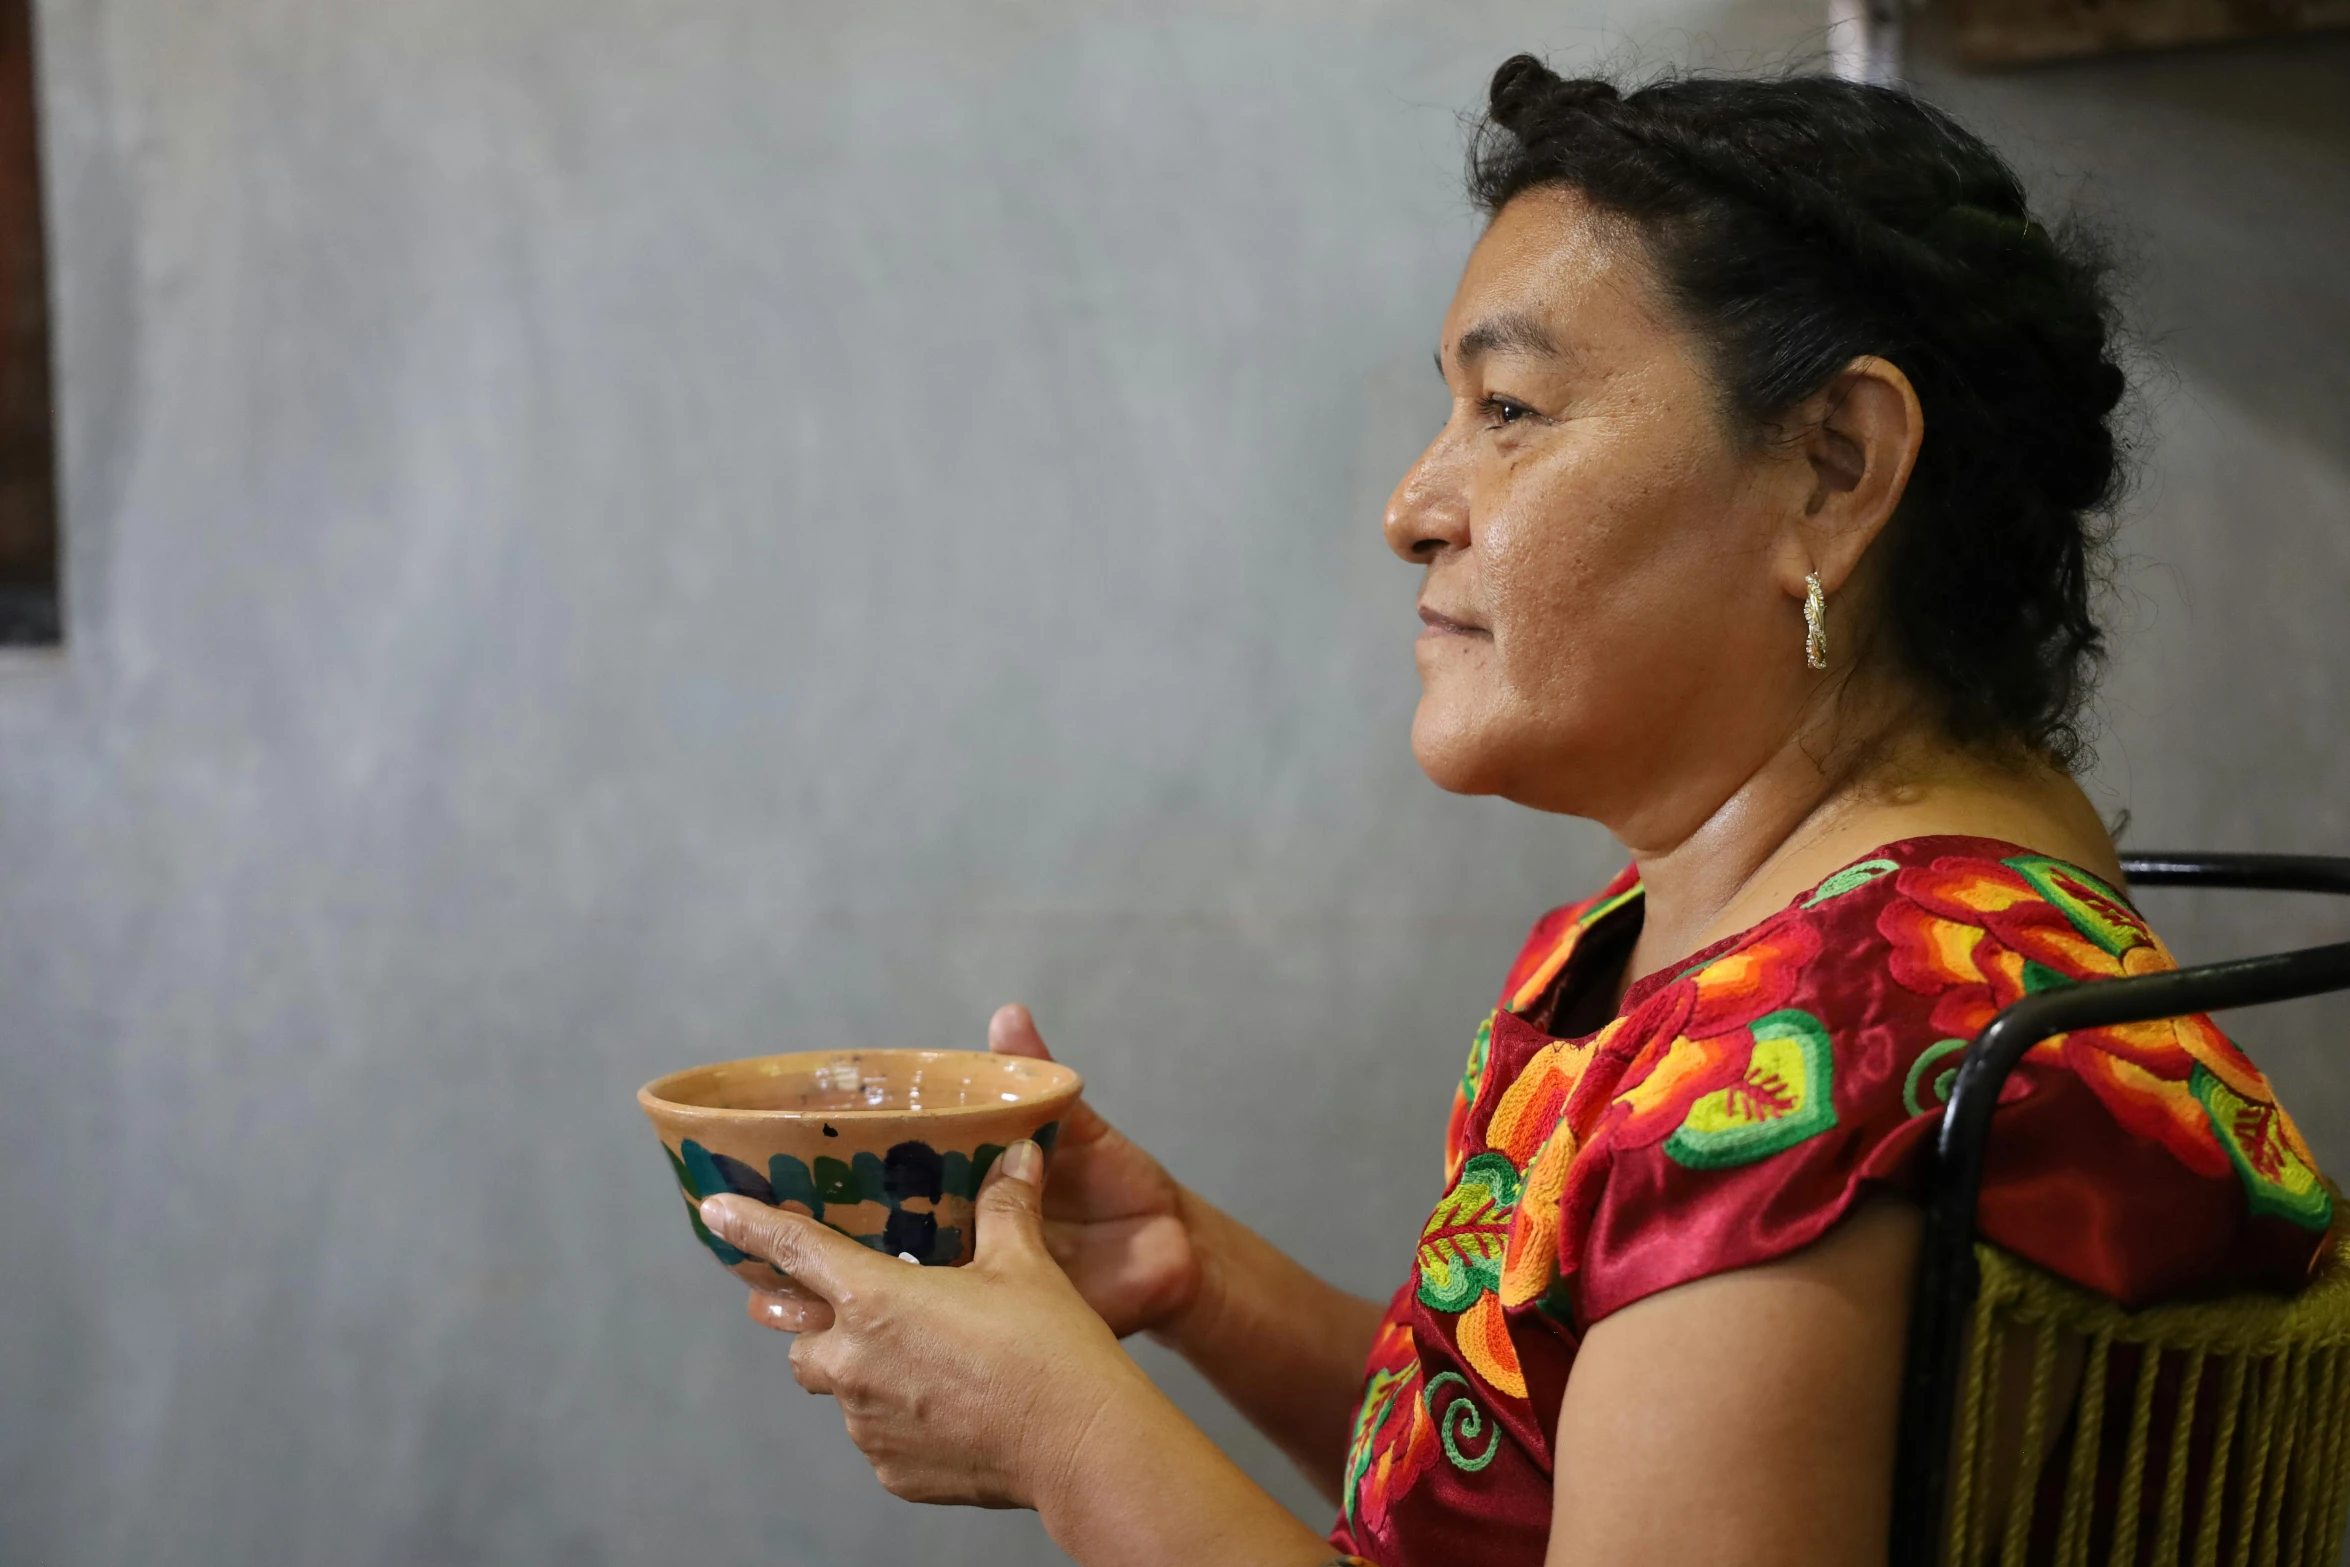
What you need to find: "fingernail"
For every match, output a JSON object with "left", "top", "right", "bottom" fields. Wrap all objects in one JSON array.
[
  {"left": 1003, "top": 1139, "right": 1041, "bottom": 1183},
  {"left": 699, "top": 1196, "right": 733, "bottom": 1235}
]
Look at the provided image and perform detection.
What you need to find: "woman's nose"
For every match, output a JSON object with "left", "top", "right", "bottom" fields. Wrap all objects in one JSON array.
[{"left": 1384, "top": 428, "right": 1471, "bottom": 564}]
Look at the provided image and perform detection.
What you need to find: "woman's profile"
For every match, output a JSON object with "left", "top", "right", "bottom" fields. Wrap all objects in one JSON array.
[{"left": 693, "top": 55, "right": 2332, "bottom": 1567}]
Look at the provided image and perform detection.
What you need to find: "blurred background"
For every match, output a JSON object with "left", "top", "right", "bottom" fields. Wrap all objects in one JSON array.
[{"left": 0, "top": 1, "right": 2344, "bottom": 1563}]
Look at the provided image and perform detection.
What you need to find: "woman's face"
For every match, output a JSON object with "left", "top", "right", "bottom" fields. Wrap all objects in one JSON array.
[{"left": 1388, "top": 186, "right": 1824, "bottom": 843}]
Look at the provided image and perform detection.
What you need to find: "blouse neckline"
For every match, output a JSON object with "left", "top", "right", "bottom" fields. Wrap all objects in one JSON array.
[{"left": 1538, "top": 833, "right": 2133, "bottom": 1037}]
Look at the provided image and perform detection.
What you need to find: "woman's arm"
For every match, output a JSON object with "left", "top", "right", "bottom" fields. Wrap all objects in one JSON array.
[
  {"left": 1152, "top": 1189, "right": 1386, "bottom": 1502},
  {"left": 1546, "top": 1199, "right": 1921, "bottom": 1566},
  {"left": 983, "top": 1007, "right": 1382, "bottom": 1497}
]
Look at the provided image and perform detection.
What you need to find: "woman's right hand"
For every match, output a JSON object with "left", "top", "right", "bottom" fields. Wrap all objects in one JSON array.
[{"left": 988, "top": 1004, "right": 1201, "bottom": 1339}]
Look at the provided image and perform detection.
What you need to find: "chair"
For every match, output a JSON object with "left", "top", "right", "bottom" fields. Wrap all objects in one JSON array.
[{"left": 1890, "top": 853, "right": 2350, "bottom": 1567}]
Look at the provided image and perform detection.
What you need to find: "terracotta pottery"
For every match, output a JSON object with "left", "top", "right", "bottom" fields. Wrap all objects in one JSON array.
[{"left": 637, "top": 1048, "right": 1082, "bottom": 1287}]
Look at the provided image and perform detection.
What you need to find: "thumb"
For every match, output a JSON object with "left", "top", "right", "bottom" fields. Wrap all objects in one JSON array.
[
  {"left": 987, "top": 1003, "right": 1054, "bottom": 1061},
  {"left": 988, "top": 1004, "right": 1111, "bottom": 1144},
  {"left": 974, "top": 1138, "right": 1048, "bottom": 1266}
]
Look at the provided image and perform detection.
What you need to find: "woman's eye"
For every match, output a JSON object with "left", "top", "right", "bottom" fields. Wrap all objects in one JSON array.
[{"left": 1479, "top": 395, "right": 1537, "bottom": 427}]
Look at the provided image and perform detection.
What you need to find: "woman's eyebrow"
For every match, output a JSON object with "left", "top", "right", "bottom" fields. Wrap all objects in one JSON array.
[{"left": 1445, "top": 311, "right": 1564, "bottom": 373}]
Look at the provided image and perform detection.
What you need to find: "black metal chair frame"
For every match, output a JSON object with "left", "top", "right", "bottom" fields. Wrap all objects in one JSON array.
[{"left": 1889, "top": 853, "right": 2350, "bottom": 1567}]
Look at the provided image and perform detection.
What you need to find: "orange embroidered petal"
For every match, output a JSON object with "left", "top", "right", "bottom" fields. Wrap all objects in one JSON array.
[
  {"left": 1683, "top": 922, "right": 1821, "bottom": 1038},
  {"left": 1883, "top": 906, "right": 1988, "bottom": 995},
  {"left": 1487, "top": 1039, "right": 1592, "bottom": 1166},
  {"left": 1499, "top": 1122, "right": 1577, "bottom": 1307},
  {"left": 2019, "top": 924, "right": 2127, "bottom": 984},
  {"left": 1358, "top": 1385, "right": 1439, "bottom": 1538},
  {"left": 2086, "top": 1016, "right": 2196, "bottom": 1078},
  {"left": 1899, "top": 860, "right": 2039, "bottom": 921},
  {"left": 2062, "top": 1044, "right": 2231, "bottom": 1179},
  {"left": 1456, "top": 1290, "right": 1527, "bottom": 1400},
  {"left": 1927, "top": 984, "right": 2001, "bottom": 1044},
  {"left": 1611, "top": 1031, "right": 1742, "bottom": 1147},
  {"left": 2170, "top": 1011, "right": 2270, "bottom": 1103},
  {"left": 1505, "top": 928, "right": 1584, "bottom": 1018}
]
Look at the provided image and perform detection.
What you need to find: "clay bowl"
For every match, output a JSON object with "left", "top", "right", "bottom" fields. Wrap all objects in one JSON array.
[{"left": 638, "top": 1048, "right": 1082, "bottom": 1287}]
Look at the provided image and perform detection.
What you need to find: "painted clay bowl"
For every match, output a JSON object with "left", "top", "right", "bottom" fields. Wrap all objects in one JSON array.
[{"left": 638, "top": 1048, "right": 1082, "bottom": 1286}]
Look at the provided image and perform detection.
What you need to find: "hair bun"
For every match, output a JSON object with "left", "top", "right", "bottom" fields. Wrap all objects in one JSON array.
[
  {"left": 2086, "top": 360, "right": 2126, "bottom": 416},
  {"left": 1487, "top": 55, "right": 1612, "bottom": 130}
]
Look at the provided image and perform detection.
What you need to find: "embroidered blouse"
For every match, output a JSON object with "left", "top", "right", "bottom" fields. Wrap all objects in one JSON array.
[{"left": 1328, "top": 836, "right": 2332, "bottom": 1567}]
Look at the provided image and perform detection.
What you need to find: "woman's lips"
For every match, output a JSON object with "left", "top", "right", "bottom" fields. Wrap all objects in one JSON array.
[{"left": 1418, "top": 605, "right": 1490, "bottom": 639}]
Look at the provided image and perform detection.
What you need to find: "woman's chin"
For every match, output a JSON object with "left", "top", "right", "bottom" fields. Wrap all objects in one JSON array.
[{"left": 1411, "top": 707, "right": 1516, "bottom": 797}]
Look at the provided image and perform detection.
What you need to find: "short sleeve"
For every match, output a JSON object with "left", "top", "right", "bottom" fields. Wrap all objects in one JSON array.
[{"left": 1560, "top": 846, "right": 2330, "bottom": 1324}]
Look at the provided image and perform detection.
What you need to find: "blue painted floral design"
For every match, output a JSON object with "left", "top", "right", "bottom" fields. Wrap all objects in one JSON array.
[{"left": 662, "top": 1123, "right": 1059, "bottom": 1268}]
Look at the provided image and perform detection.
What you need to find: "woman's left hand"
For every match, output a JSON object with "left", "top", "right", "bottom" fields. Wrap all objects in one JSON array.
[{"left": 698, "top": 1140, "right": 1152, "bottom": 1510}]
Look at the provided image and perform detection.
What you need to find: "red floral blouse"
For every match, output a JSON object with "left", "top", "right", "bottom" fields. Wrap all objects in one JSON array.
[{"left": 1328, "top": 836, "right": 2331, "bottom": 1567}]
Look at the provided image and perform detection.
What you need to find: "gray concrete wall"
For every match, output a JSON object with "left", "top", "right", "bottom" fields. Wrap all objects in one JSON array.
[{"left": 1, "top": 4, "right": 2342, "bottom": 1564}]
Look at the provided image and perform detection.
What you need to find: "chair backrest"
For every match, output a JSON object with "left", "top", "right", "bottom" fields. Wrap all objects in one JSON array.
[
  {"left": 1944, "top": 1234, "right": 2350, "bottom": 1567},
  {"left": 1892, "top": 853, "right": 2350, "bottom": 1567}
]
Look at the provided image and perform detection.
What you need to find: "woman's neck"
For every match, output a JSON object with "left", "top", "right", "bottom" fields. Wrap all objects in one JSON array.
[{"left": 1613, "top": 715, "right": 2121, "bottom": 994}]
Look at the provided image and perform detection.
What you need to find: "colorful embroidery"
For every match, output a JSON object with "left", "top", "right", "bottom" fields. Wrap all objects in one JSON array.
[
  {"left": 1805, "top": 857, "right": 1899, "bottom": 906},
  {"left": 1334, "top": 840, "right": 2336, "bottom": 1567},
  {"left": 1506, "top": 883, "right": 1641, "bottom": 1015},
  {"left": 1416, "top": 1153, "right": 1520, "bottom": 1313},
  {"left": 2193, "top": 1067, "right": 2332, "bottom": 1228},
  {"left": 1882, "top": 852, "right": 2331, "bottom": 1231},
  {"left": 1499, "top": 1115, "right": 1579, "bottom": 1310},
  {"left": 1456, "top": 1289, "right": 1527, "bottom": 1398},
  {"left": 1342, "top": 1318, "right": 1438, "bottom": 1541},
  {"left": 1902, "top": 1037, "right": 1970, "bottom": 1116},
  {"left": 1608, "top": 920, "right": 1825, "bottom": 1150},
  {"left": 1486, "top": 1036, "right": 1596, "bottom": 1166},
  {"left": 1423, "top": 1372, "right": 1500, "bottom": 1471},
  {"left": 1662, "top": 1008, "right": 1838, "bottom": 1169},
  {"left": 1445, "top": 1014, "right": 1497, "bottom": 1183}
]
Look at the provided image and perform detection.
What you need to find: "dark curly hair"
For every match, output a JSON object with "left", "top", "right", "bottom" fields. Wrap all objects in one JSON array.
[{"left": 1470, "top": 57, "right": 2127, "bottom": 765}]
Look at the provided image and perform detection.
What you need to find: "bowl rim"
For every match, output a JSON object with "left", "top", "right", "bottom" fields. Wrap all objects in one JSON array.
[{"left": 636, "top": 1046, "right": 1084, "bottom": 1124}]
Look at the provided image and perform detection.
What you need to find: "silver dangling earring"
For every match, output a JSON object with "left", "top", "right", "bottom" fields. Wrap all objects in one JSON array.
[{"left": 1803, "top": 571, "right": 1828, "bottom": 670}]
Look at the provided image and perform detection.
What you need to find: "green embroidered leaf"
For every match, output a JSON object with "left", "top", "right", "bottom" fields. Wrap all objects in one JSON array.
[
  {"left": 1803, "top": 858, "right": 1899, "bottom": 907},
  {"left": 1342, "top": 1363, "right": 1416, "bottom": 1530},
  {"left": 1664, "top": 1009, "right": 1838, "bottom": 1170},
  {"left": 2192, "top": 1066, "right": 2333, "bottom": 1230},
  {"left": 2021, "top": 960, "right": 2074, "bottom": 995},
  {"left": 1459, "top": 1014, "right": 1494, "bottom": 1110},
  {"left": 2003, "top": 855, "right": 2143, "bottom": 958},
  {"left": 1415, "top": 1152, "right": 1521, "bottom": 1312}
]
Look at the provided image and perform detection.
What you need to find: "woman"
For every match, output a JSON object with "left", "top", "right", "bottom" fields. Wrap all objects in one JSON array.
[{"left": 696, "top": 58, "right": 2331, "bottom": 1567}]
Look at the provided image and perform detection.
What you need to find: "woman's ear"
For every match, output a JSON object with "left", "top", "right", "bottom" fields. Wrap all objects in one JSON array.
[{"left": 1778, "top": 355, "right": 1923, "bottom": 597}]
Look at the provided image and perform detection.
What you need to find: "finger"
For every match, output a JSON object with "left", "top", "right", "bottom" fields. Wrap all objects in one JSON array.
[
  {"left": 787, "top": 1330, "right": 836, "bottom": 1396},
  {"left": 987, "top": 1003, "right": 1053, "bottom": 1060},
  {"left": 988, "top": 1005, "right": 1113, "bottom": 1144},
  {"left": 699, "top": 1196, "right": 882, "bottom": 1302},
  {"left": 974, "top": 1139, "right": 1048, "bottom": 1268},
  {"left": 746, "top": 1273, "right": 829, "bottom": 1309},
  {"left": 747, "top": 1287, "right": 836, "bottom": 1335}
]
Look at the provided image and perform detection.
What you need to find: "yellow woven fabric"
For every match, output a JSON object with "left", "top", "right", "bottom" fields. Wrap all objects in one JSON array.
[{"left": 1947, "top": 1233, "right": 2350, "bottom": 1567}]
